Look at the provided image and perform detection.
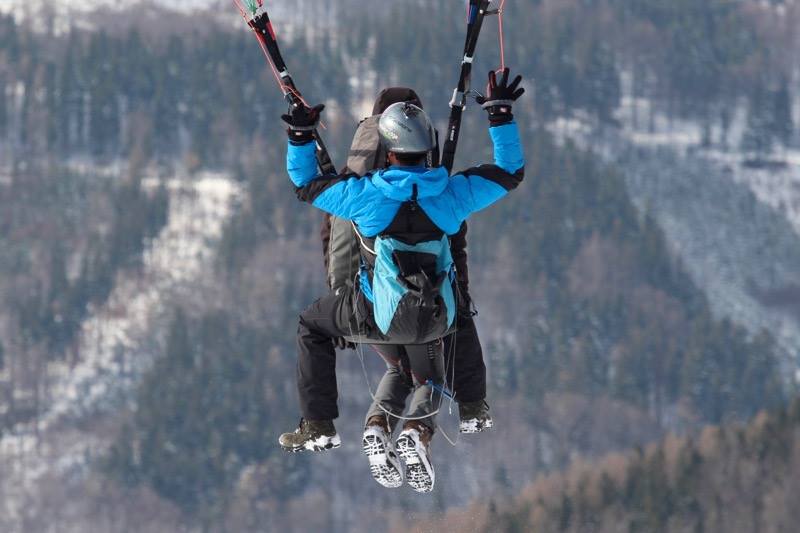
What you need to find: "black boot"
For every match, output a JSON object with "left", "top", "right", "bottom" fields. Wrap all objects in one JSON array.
[
  {"left": 279, "top": 419, "right": 341, "bottom": 452},
  {"left": 459, "top": 400, "right": 493, "bottom": 434}
]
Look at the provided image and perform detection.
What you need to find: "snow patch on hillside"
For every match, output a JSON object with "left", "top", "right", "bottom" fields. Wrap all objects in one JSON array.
[
  {"left": 0, "top": 171, "right": 241, "bottom": 531},
  {"left": 551, "top": 86, "right": 800, "bottom": 376}
]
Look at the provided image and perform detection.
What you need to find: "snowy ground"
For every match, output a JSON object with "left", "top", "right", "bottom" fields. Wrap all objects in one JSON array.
[
  {"left": 615, "top": 91, "right": 800, "bottom": 238},
  {"left": 0, "top": 171, "right": 240, "bottom": 531}
]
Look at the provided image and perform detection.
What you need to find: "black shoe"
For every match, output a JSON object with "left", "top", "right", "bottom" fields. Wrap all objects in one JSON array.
[
  {"left": 279, "top": 419, "right": 341, "bottom": 453},
  {"left": 459, "top": 400, "right": 493, "bottom": 434}
]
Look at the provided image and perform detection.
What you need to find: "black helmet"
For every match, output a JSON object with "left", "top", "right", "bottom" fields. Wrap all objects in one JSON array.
[{"left": 378, "top": 102, "right": 435, "bottom": 154}]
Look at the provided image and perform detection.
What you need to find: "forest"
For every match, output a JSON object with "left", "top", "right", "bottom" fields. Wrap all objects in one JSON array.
[
  {"left": 0, "top": 0, "right": 798, "bottom": 530},
  {"left": 426, "top": 396, "right": 800, "bottom": 533}
]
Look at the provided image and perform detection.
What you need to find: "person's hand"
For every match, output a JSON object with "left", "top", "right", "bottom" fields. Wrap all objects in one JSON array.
[
  {"left": 281, "top": 103, "right": 325, "bottom": 143},
  {"left": 475, "top": 68, "right": 524, "bottom": 125}
]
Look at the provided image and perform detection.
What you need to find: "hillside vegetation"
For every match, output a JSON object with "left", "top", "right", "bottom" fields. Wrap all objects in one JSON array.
[
  {"left": 423, "top": 397, "right": 800, "bottom": 533},
  {"left": 0, "top": 0, "right": 797, "bottom": 530}
]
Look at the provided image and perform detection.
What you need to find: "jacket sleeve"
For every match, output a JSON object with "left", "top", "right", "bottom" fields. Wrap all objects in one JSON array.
[
  {"left": 287, "top": 140, "right": 378, "bottom": 221},
  {"left": 446, "top": 122, "right": 525, "bottom": 219}
]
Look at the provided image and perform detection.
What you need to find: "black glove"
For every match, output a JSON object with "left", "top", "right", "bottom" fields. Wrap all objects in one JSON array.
[
  {"left": 281, "top": 103, "right": 325, "bottom": 143},
  {"left": 475, "top": 68, "right": 525, "bottom": 126}
]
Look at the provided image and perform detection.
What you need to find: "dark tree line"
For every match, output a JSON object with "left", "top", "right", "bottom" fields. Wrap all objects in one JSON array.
[
  {"left": 0, "top": 14, "right": 350, "bottom": 168},
  {"left": 104, "top": 309, "right": 309, "bottom": 519},
  {"left": 1, "top": 169, "right": 168, "bottom": 357},
  {"left": 2, "top": 0, "right": 794, "bottom": 166}
]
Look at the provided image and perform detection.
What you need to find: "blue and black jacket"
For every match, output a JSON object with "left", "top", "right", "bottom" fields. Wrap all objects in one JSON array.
[
  {"left": 288, "top": 121, "right": 524, "bottom": 341},
  {"left": 287, "top": 122, "right": 525, "bottom": 239}
]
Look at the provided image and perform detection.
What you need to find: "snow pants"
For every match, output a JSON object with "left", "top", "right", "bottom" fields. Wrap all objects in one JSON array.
[
  {"left": 364, "top": 342, "right": 445, "bottom": 433},
  {"left": 296, "top": 287, "right": 363, "bottom": 421}
]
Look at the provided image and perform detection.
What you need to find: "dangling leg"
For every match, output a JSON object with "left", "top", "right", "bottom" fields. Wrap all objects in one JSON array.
[
  {"left": 446, "top": 311, "right": 493, "bottom": 433},
  {"left": 396, "top": 340, "right": 445, "bottom": 493},
  {"left": 361, "top": 346, "right": 412, "bottom": 488},
  {"left": 450, "top": 224, "right": 492, "bottom": 434},
  {"left": 280, "top": 288, "right": 357, "bottom": 452},
  {"left": 364, "top": 346, "right": 414, "bottom": 433}
]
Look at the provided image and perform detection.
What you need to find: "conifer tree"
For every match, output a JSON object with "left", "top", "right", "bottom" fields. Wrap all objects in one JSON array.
[
  {"left": 770, "top": 77, "right": 793, "bottom": 154},
  {"left": 741, "top": 83, "right": 775, "bottom": 157}
]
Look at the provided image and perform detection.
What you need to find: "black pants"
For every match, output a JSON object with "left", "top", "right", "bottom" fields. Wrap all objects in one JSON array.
[
  {"left": 296, "top": 288, "right": 486, "bottom": 421},
  {"left": 445, "top": 308, "right": 486, "bottom": 404},
  {"left": 296, "top": 288, "right": 360, "bottom": 421}
]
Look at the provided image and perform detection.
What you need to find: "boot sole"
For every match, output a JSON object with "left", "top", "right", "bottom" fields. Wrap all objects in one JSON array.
[
  {"left": 362, "top": 429, "right": 403, "bottom": 488},
  {"left": 396, "top": 432, "right": 434, "bottom": 493},
  {"left": 280, "top": 433, "right": 341, "bottom": 453},
  {"left": 459, "top": 417, "right": 493, "bottom": 434}
]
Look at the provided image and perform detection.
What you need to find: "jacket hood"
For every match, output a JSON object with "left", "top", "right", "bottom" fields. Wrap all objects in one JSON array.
[{"left": 371, "top": 166, "right": 449, "bottom": 201}]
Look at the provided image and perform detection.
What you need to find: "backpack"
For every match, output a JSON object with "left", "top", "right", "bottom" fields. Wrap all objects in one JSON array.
[{"left": 357, "top": 206, "right": 456, "bottom": 345}]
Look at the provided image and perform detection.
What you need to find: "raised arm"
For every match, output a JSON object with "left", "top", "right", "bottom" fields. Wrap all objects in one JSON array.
[
  {"left": 444, "top": 68, "right": 527, "bottom": 219},
  {"left": 282, "top": 103, "right": 383, "bottom": 222},
  {"left": 440, "top": 121, "right": 524, "bottom": 223},
  {"left": 287, "top": 140, "right": 383, "bottom": 222}
]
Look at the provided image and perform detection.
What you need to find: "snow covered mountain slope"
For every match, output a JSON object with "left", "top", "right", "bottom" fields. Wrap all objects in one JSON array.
[
  {"left": 618, "top": 145, "right": 800, "bottom": 374},
  {"left": 0, "top": 171, "right": 240, "bottom": 532},
  {"left": 552, "top": 93, "right": 800, "bottom": 380}
]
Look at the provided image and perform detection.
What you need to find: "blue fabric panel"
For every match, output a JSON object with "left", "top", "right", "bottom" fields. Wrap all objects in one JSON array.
[
  {"left": 286, "top": 141, "right": 318, "bottom": 187},
  {"left": 419, "top": 176, "right": 509, "bottom": 234},
  {"left": 372, "top": 237, "right": 403, "bottom": 334},
  {"left": 371, "top": 166, "right": 449, "bottom": 200},
  {"left": 311, "top": 181, "right": 402, "bottom": 237},
  {"left": 490, "top": 122, "right": 525, "bottom": 174},
  {"left": 371, "top": 235, "right": 455, "bottom": 334},
  {"left": 359, "top": 268, "right": 374, "bottom": 303}
]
